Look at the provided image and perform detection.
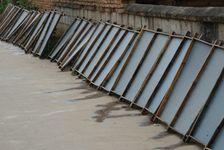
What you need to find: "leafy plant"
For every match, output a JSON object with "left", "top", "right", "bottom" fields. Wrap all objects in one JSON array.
[
  {"left": 0, "top": 0, "right": 11, "bottom": 13},
  {"left": 0, "top": 0, "right": 37, "bottom": 14},
  {"left": 16, "top": 0, "right": 37, "bottom": 10}
]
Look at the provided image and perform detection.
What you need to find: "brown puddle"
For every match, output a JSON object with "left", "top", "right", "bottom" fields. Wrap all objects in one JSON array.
[
  {"left": 139, "top": 115, "right": 154, "bottom": 127},
  {"left": 121, "top": 105, "right": 137, "bottom": 111},
  {"left": 93, "top": 101, "right": 143, "bottom": 123},
  {"left": 93, "top": 101, "right": 123, "bottom": 122},
  {"left": 46, "top": 82, "right": 94, "bottom": 94},
  {"left": 46, "top": 87, "right": 80, "bottom": 93},
  {"left": 107, "top": 113, "right": 141, "bottom": 119},
  {"left": 151, "top": 131, "right": 170, "bottom": 140},
  {"left": 153, "top": 141, "right": 187, "bottom": 150},
  {"left": 65, "top": 93, "right": 106, "bottom": 103}
]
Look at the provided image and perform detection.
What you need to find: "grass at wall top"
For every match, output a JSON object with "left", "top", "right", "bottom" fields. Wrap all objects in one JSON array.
[
  {"left": 16, "top": 0, "right": 37, "bottom": 10},
  {"left": 0, "top": 0, "right": 37, "bottom": 14},
  {"left": 0, "top": 0, "right": 11, "bottom": 13}
]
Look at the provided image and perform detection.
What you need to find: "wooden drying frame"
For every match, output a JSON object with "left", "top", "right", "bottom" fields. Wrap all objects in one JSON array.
[
  {"left": 109, "top": 29, "right": 144, "bottom": 95},
  {"left": 68, "top": 20, "right": 103, "bottom": 69},
  {"left": 79, "top": 23, "right": 115, "bottom": 77},
  {"left": 86, "top": 26, "right": 123, "bottom": 80},
  {"left": 185, "top": 68, "right": 224, "bottom": 149},
  {"left": 4, "top": 9, "right": 31, "bottom": 41},
  {"left": 98, "top": 31, "right": 139, "bottom": 92},
  {"left": 56, "top": 18, "right": 90, "bottom": 64},
  {"left": 32, "top": 11, "right": 56, "bottom": 54},
  {"left": 35, "top": 10, "right": 62, "bottom": 57},
  {"left": 1, "top": 8, "right": 27, "bottom": 40},
  {"left": 168, "top": 41, "right": 217, "bottom": 128},
  {"left": 141, "top": 31, "right": 192, "bottom": 114},
  {"left": 54, "top": 18, "right": 84, "bottom": 62},
  {"left": 206, "top": 118, "right": 224, "bottom": 150},
  {"left": 48, "top": 17, "right": 79, "bottom": 60},
  {"left": 0, "top": 4, "right": 14, "bottom": 28},
  {"left": 13, "top": 11, "right": 41, "bottom": 44},
  {"left": 59, "top": 22, "right": 97, "bottom": 70},
  {"left": 0, "top": 5, "right": 18, "bottom": 31},
  {"left": 151, "top": 33, "right": 201, "bottom": 122},
  {"left": 145, "top": 36, "right": 224, "bottom": 148},
  {"left": 89, "top": 30, "right": 129, "bottom": 84},
  {"left": 0, "top": 6, "right": 21, "bottom": 37},
  {"left": 72, "top": 22, "right": 108, "bottom": 73},
  {"left": 85, "top": 23, "right": 139, "bottom": 87},
  {"left": 18, "top": 12, "right": 43, "bottom": 49},
  {"left": 0, "top": 4, "right": 13, "bottom": 24},
  {"left": 123, "top": 31, "right": 176, "bottom": 105},
  {"left": 23, "top": 11, "right": 50, "bottom": 52}
]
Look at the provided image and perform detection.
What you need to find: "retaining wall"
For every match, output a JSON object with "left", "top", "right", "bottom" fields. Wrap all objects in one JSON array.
[{"left": 54, "top": 3, "right": 224, "bottom": 42}]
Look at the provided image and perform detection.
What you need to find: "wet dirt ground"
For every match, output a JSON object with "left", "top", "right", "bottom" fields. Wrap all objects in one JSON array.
[{"left": 0, "top": 41, "right": 202, "bottom": 150}]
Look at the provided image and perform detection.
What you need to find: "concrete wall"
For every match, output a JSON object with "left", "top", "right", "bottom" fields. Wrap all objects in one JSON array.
[
  {"left": 136, "top": 0, "right": 224, "bottom": 7},
  {"left": 30, "top": 0, "right": 224, "bottom": 10},
  {"left": 30, "top": 0, "right": 52, "bottom": 10},
  {"left": 175, "top": 0, "right": 224, "bottom": 7},
  {"left": 52, "top": 0, "right": 127, "bottom": 9},
  {"left": 54, "top": 3, "right": 224, "bottom": 42}
]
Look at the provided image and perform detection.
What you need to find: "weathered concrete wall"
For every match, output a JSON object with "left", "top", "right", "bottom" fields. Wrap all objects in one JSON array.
[
  {"left": 53, "top": 0, "right": 127, "bottom": 9},
  {"left": 175, "top": 0, "right": 224, "bottom": 7},
  {"left": 136, "top": 0, "right": 224, "bottom": 7},
  {"left": 55, "top": 3, "right": 224, "bottom": 42},
  {"left": 30, "top": 0, "right": 52, "bottom": 10}
]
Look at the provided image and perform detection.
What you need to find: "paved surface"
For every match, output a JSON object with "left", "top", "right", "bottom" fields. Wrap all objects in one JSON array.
[{"left": 0, "top": 41, "right": 202, "bottom": 150}]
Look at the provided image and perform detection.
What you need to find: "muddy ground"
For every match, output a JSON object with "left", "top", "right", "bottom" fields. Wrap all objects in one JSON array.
[{"left": 0, "top": 41, "right": 202, "bottom": 150}]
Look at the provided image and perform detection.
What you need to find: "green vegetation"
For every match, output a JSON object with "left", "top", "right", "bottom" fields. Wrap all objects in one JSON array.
[
  {"left": 16, "top": 0, "right": 37, "bottom": 10},
  {"left": 42, "top": 30, "right": 60, "bottom": 58},
  {"left": 0, "top": 0, "right": 37, "bottom": 14},
  {"left": 0, "top": 0, "right": 11, "bottom": 13}
]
